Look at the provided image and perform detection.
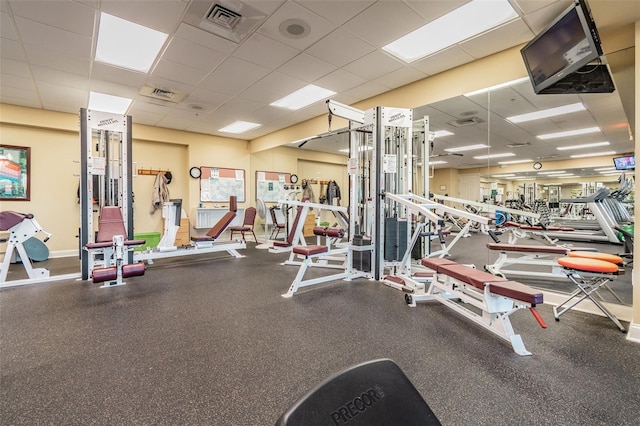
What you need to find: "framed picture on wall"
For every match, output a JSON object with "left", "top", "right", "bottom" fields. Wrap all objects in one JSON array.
[{"left": 0, "top": 144, "right": 31, "bottom": 201}]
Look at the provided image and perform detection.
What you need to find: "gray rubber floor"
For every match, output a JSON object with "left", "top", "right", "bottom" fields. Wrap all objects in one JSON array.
[{"left": 1, "top": 236, "right": 639, "bottom": 425}]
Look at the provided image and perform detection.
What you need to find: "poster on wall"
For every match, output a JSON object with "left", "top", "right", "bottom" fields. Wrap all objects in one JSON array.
[
  {"left": 200, "top": 167, "right": 245, "bottom": 203},
  {"left": 256, "top": 171, "right": 291, "bottom": 202},
  {"left": 0, "top": 145, "right": 30, "bottom": 201}
]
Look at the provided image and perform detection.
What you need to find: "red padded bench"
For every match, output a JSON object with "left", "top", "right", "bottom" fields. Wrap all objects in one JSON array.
[{"left": 192, "top": 196, "right": 237, "bottom": 243}]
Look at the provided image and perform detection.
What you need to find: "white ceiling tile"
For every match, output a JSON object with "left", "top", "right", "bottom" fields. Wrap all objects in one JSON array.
[
  {"left": 0, "top": 93, "right": 42, "bottom": 108},
  {"left": 343, "top": 50, "right": 404, "bottom": 80},
  {"left": 183, "top": 87, "right": 233, "bottom": 108},
  {"left": 41, "top": 102, "right": 81, "bottom": 115},
  {"left": 232, "top": 32, "right": 299, "bottom": 69},
  {"left": 129, "top": 98, "right": 173, "bottom": 115},
  {"left": 256, "top": 1, "right": 336, "bottom": 50},
  {"left": 31, "top": 66, "right": 90, "bottom": 90},
  {"left": 199, "top": 57, "right": 270, "bottom": 96},
  {"left": 1, "top": 74, "right": 36, "bottom": 91},
  {"left": 519, "top": 1, "right": 573, "bottom": 32},
  {"left": 14, "top": 16, "right": 91, "bottom": 56},
  {"left": 212, "top": 97, "right": 263, "bottom": 119},
  {"left": 237, "top": 72, "right": 306, "bottom": 103},
  {"left": 459, "top": 19, "right": 534, "bottom": 60},
  {"left": 0, "top": 84, "right": 38, "bottom": 100},
  {"left": 36, "top": 80, "right": 87, "bottom": 106},
  {"left": 248, "top": 105, "right": 292, "bottom": 123},
  {"left": 297, "top": 0, "right": 375, "bottom": 25},
  {"left": 342, "top": 1, "right": 425, "bottom": 47},
  {"left": 405, "top": 1, "right": 468, "bottom": 21},
  {"left": 91, "top": 62, "right": 147, "bottom": 89},
  {"left": 152, "top": 58, "right": 208, "bottom": 87},
  {"left": 89, "top": 80, "right": 139, "bottom": 99},
  {"left": 243, "top": 1, "right": 286, "bottom": 15},
  {"left": 278, "top": 53, "right": 336, "bottom": 82},
  {"left": 1, "top": 11, "right": 17, "bottom": 40},
  {"left": 131, "top": 111, "right": 163, "bottom": 126},
  {"left": 155, "top": 115, "right": 193, "bottom": 131},
  {"left": 0, "top": 58, "right": 30, "bottom": 77},
  {"left": 100, "top": 0, "right": 187, "bottom": 33},
  {"left": 306, "top": 28, "right": 374, "bottom": 68},
  {"left": 162, "top": 36, "right": 227, "bottom": 72},
  {"left": 0, "top": 38, "right": 25, "bottom": 61},
  {"left": 165, "top": 107, "right": 206, "bottom": 122},
  {"left": 512, "top": 0, "right": 568, "bottom": 15},
  {"left": 174, "top": 101, "right": 217, "bottom": 116},
  {"left": 74, "top": 0, "right": 99, "bottom": 8},
  {"left": 10, "top": 0, "right": 95, "bottom": 36},
  {"left": 374, "top": 66, "right": 428, "bottom": 90},
  {"left": 314, "top": 68, "right": 366, "bottom": 93},
  {"left": 410, "top": 46, "right": 475, "bottom": 76},
  {"left": 174, "top": 23, "right": 238, "bottom": 55},
  {"left": 23, "top": 43, "right": 90, "bottom": 76},
  {"left": 343, "top": 81, "right": 389, "bottom": 101}
]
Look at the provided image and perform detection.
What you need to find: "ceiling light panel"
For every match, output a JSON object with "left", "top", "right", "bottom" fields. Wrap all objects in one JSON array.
[
  {"left": 96, "top": 13, "right": 168, "bottom": 72},
  {"left": 445, "top": 144, "right": 488, "bottom": 153},
  {"left": 88, "top": 91, "right": 132, "bottom": 114},
  {"left": 473, "top": 153, "right": 516, "bottom": 160},
  {"left": 271, "top": 84, "right": 336, "bottom": 110},
  {"left": 464, "top": 77, "right": 529, "bottom": 97},
  {"left": 556, "top": 141, "right": 610, "bottom": 151},
  {"left": 537, "top": 127, "right": 600, "bottom": 140},
  {"left": 570, "top": 151, "right": 616, "bottom": 158},
  {"left": 507, "top": 102, "right": 585, "bottom": 123},
  {"left": 497, "top": 159, "right": 533, "bottom": 165},
  {"left": 383, "top": 0, "right": 518, "bottom": 63},
  {"left": 218, "top": 120, "right": 261, "bottom": 133}
]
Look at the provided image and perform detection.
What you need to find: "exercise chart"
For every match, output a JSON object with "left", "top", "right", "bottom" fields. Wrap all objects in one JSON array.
[
  {"left": 200, "top": 167, "right": 245, "bottom": 203},
  {"left": 256, "top": 171, "right": 291, "bottom": 202}
]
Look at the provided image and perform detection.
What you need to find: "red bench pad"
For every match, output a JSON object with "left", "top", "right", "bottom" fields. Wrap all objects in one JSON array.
[
  {"left": 421, "top": 258, "right": 456, "bottom": 272},
  {"left": 293, "top": 245, "right": 328, "bottom": 256},
  {"left": 438, "top": 264, "right": 508, "bottom": 290},
  {"left": 487, "top": 281, "right": 543, "bottom": 305}
]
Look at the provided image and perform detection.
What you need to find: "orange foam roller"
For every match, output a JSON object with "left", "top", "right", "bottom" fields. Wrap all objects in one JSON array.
[
  {"left": 558, "top": 257, "right": 619, "bottom": 273},
  {"left": 568, "top": 251, "right": 623, "bottom": 265}
]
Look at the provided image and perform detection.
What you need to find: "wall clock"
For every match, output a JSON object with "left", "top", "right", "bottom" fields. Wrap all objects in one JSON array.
[{"left": 190, "top": 167, "right": 201, "bottom": 179}]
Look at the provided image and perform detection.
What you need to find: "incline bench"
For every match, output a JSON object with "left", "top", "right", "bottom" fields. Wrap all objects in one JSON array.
[
  {"left": 191, "top": 196, "right": 238, "bottom": 247},
  {"left": 407, "top": 257, "right": 546, "bottom": 356}
]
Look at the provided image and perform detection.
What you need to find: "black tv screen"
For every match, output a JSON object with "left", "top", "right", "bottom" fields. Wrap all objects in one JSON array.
[
  {"left": 613, "top": 155, "right": 635, "bottom": 171},
  {"left": 521, "top": 0, "right": 603, "bottom": 94}
]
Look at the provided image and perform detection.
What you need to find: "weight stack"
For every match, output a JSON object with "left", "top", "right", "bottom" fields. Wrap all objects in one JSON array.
[
  {"left": 384, "top": 217, "right": 408, "bottom": 261},
  {"left": 352, "top": 235, "right": 371, "bottom": 272}
]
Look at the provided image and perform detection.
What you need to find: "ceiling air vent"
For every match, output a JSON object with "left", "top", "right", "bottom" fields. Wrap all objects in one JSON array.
[
  {"left": 205, "top": 4, "right": 241, "bottom": 30},
  {"left": 139, "top": 85, "right": 188, "bottom": 103},
  {"left": 448, "top": 116, "right": 485, "bottom": 127}
]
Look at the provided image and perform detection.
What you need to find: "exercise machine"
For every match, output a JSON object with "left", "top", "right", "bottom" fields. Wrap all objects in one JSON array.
[{"left": 0, "top": 211, "right": 51, "bottom": 285}]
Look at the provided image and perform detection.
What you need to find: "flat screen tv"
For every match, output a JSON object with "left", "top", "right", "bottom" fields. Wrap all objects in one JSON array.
[
  {"left": 613, "top": 155, "right": 635, "bottom": 171},
  {"left": 521, "top": 0, "right": 604, "bottom": 94}
]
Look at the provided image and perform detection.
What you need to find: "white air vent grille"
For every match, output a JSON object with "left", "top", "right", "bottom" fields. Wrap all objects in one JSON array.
[
  {"left": 505, "top": 142, "right": 532, "bottom": 148},
  {"left": 448, "top": 116, "right": 485, "bottom": 127},
  {"left": 152, "top": 88, "right": 175, "bottom": 100},
  {"left": 139, "top": 84, "right": 188, "bottom": 103},
  {"left": 206, "top": 4, "right": 241, "bottom": 30}
]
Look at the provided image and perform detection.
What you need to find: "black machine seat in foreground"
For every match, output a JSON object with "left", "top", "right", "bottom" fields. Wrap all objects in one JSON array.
[{"left": 276, "top": 359, "right": 441, "bottom": 426}]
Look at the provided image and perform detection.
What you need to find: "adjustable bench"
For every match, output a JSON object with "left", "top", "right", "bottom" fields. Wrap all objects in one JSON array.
[
  {"left": 84, "top": 206, "right": 146, "bottom": 287},
  {"left": 191, "top": 196, "right": 238, "bottom": 247},
  {"left": 555, "top": 252, "right": 626, "bottom": 331},
  {"left": 485, "top": 243, "right": 596, "bottom": 280},
  {"left": 406, "top": 257, "right": 546, "bottom": 356},
  {"left": 270, "top": 200, "right": 308, "bottom": 253}
]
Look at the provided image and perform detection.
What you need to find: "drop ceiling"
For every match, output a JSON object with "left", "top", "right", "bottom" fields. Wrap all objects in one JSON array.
[{"left": 1, "top": 0, "right": 638, "bottom": 166}]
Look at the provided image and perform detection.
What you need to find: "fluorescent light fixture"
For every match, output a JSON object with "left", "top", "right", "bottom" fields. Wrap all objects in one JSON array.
[
  {"left": 497, "top": 159, "right": 533, "bottom": 165},
  {"left": 558, "top": 175, "right": 577, "bottom": 179},
  {"left": 518, "top": 178, "right": 536, "bottom": 181},
  {"left": 96, "top": 13, "right": 168, "bottom": 72},
  {"left": 492, "top": 174, "right": 516, "bottom": 178},
  {"left": 218, "top": 121, "right": 261, "bottom": 133},
  {"left": 557, "top": 141, "right": 610, "bottom": 151},
  {"left": 549, "top": 173, "right": 574, "bottom": 177},
  {"left": 570, "top": 151, "right": 616, "bottom": 158},
  {"left": 429, "top": 160, "right": 448, "bottom": 165},
  {"left": 537, "top": 127, "right": 600, "bottom": 140},
  {"left": 88, "top": 91, "right": 132, "bottom": 114},
  {"left": 464, "top": 77, "right": 530, "bottom": 97},
  {"left": 271, "top": 84, "right": 336, "bottom": 110},
  {"left": 507, "top": 103, "right": 585, "bottom": 123},
  {"left": 382, "top": 0, "right": 518, "bottom": 63},
  {"left": 433, "top": 130, "right": 454, "bottom": 137},
  {"left": 537, "top": 170, "right": 566, "bottom": 175},
  {"left": 338, "top": 146, "right": 373, "bottom": 153},
  {"left": 445, "top": 144, "right": 488, "bottom": 153},
  {"left": 473, "top": 153, "right": 516, "bottom": 160},
  {"left": 594, "top": 167, "right": 616, "bottom": 171}
]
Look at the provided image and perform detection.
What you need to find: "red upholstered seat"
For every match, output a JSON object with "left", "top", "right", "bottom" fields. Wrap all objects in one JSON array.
[
  {"left": 230, "top": 207, "right": 257, "bottom": 243},
  {"left": 420, "top": 258, "right": 456, "bottom": 272},
  {"left": 438, "top": 264, "right": 508, "bottom": 290},
  {"left": 293, "top": 245, "right": 328, "bottom": 257},
  {"left": 567, "top": 251, "right": 623, "bottom": 265},
  {"left": 487, "top": 281, "right": 543, "bottom": 305},
  {"left": 0, "top": 211, "right": 33, "bottom": 231},
  {"left": 486, "top": 243, "right": 570, "bottom": 255},
  {"left": 558, "top": 256, "right": 619, "bottom": 273}
]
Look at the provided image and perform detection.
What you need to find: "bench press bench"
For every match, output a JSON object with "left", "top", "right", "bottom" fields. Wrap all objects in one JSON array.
[
  {"left": 406, "top": 257, "right": 546, "bottom": 356},
  {"left": 485, "top": 242, "right": 596, "bottom": 280},
  {"left": 282, "top": 244, "right": 351, "bottom": 298}
]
